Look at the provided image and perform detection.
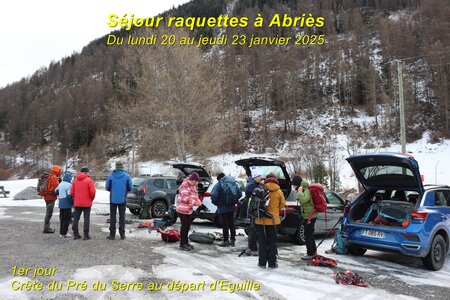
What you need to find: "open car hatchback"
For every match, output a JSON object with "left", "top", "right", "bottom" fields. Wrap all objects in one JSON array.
[{"left": 342, "top": 153, "right": 450, "bottom": 270}]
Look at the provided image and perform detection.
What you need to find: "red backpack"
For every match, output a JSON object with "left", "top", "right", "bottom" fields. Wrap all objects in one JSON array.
[
  {"left": 309, "top": 183, "right": 327, "bottom": 213},
  {"left": 156, "top": 227, "right": 180, "bottom": 243}
]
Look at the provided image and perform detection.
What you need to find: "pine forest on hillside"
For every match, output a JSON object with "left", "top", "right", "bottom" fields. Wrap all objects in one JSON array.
[{"left": 0, "top": 0, "right": 448, "bottom": 179}]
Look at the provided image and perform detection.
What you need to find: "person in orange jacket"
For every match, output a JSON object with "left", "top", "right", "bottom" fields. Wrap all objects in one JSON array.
[
  {"left": 71, "top": 166, "right": 96, "bottom": 240},
  {"left": 43, "top": 165, "right": 62, "bottom": 233},
  {"left": 255, "top": 174, "right": 286, "bottom": 269}
]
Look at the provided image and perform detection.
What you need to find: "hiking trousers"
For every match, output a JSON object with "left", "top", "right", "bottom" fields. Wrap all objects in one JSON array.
[
  {"left": 256, "top": 224, "right": 277, "bottom": 267},
  {"left": 44, "top": 200, "right": 55, "bottom": 230},
  {"left": 59, "top": 208, "right": 71, "bottom": 235},
  {"left": 305, "top": 218, "right": 317, "bottom": 256},
  {"left": 109, "top": 203, "right": 126, "bottom": 238},
  {"left": 178, "top": 213, "right": 191, "bottom": 246},
  {"left": 247, "top": 217, "right": 258, "bottom": 251},
  {"left": 72, "top": 207, "right": 91, "bottom": 237},
  {"left": 219, "top": 212, "right": 236, "bottom": 242}
]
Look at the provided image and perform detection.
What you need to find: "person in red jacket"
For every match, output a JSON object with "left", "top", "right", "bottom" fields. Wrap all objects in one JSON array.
[
  {"left": 43, "top": 165, "right": 62, "bottom": 233},
  {"left": 71, "top": 166, "right": 96, "bottom": 240}
]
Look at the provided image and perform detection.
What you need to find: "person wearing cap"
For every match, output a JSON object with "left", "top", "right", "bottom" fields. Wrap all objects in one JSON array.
[
  {"left": 105, "top": 162, "right": 132, "bottom": 240},
  {"left": 176, "top": 172, "right": 202, "bottom": 251},
  {"left": 42, "top": 165, "right": 62, "bottom": 233},
  {"left": 241, "top": 169, "right": 264, "bottom": 256},
  {"left": 71, "top": 166, "right": 96, "bottom": 240}
]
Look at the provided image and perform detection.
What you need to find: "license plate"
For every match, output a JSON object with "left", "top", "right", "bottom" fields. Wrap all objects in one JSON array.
[{"left": 362, "top": 229, "right": 385, "bottom": 239}]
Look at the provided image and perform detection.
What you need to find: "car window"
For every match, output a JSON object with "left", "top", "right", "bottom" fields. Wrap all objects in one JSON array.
[
  {"left": 444, "top": 190, "right": 450, "bottom": 206},
  {"left": 435, "top": 191, "right": 447, "bottom": 207},
  {"left": 132, "top": 178, "right": 145, "bottom": 187},
  {"left": 153, "top": 179, "right": 164, "bottom": 189},
  {"left": 166, "top": 179, "right": 177, "bottom": 191},
  {"left": 250, "top": 166, "right": 286, "bottom": 179},
  {"left": 325, "top": 191, "right": 343, "bottom": 205}
]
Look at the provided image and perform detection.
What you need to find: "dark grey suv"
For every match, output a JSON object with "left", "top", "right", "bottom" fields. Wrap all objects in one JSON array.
[{"left": 126, "top": 175, "right": 179, "bottom": 218}]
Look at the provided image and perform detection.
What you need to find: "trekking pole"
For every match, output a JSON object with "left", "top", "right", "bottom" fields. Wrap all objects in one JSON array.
[
  {"left": 316, "top": 217, "right": 342, "bottom": 250},
  {"left": 238, "top": 249, "right": 247, "bottom": 257}
]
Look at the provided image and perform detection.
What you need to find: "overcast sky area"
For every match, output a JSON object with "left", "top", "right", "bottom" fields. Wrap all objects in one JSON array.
[{"left": 0, "top": 0, "right": 191, "bottom": 88}]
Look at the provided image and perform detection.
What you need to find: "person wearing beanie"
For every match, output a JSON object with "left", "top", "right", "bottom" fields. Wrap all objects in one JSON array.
[
  {"left": 105, "top": 161, "right": 132, "bottom": 240},
  {"left": 188, "top": 172, "right": 200, "bottom": 181},
  {"left": 42, "top": 165, "right": 62, "bottom": 234},
  {"left": 71, "top": 166, "right": 96, "bottom": 240},
  {"left": 176, "top": 172, "right": 202, "bottom": 251},
  {"left": 297, "top": 180, "right": 317, "bottom": 260},
  {"left": 55, "top": 171, "right": 73, "bottom": 238},
  {"left": 255, "top": 175, "right": 285, "bottom": 269},
  {"left": 291, "top": 175, "right": 303, "bottom": 189},
  {"left": 241, "top": 168, "right": 264, "bottom": 256}
]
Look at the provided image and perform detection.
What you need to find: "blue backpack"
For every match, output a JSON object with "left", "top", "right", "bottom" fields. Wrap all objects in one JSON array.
[
  {"left": 219, "top": 176, "right": 241, "bottom": 205},
  {"left": 332, "top": 227, "right": 347, "bottom": 255}
]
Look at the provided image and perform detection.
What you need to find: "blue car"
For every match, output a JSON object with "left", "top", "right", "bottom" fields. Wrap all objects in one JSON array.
[{"left": 342, "top": 153, "right": 450, "bottom": 270}]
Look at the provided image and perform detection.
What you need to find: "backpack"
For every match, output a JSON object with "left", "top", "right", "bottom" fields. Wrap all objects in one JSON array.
[
  {"left": 37, "top": 172, "right": 51, "bottom": 196},
  {"left": 189, "top": 232, "right": 215, "bottom": 244},
  {"left": 332, "top": 227, "right": 348, "bottom": 255},
  {"left": 156, "top": 227, "right": 180, "bottom": 243},
  {"left": 219, "top": 176, "right": 241, "bottom": 205},
  {"left": 309, "top": 183, "right": 327, "bottom": 213},
  {"left": 248, "top": 187, "right": 272, "bottom": 219}
]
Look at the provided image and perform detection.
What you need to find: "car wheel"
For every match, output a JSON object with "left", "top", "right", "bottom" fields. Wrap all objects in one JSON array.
[
  {"left": 291, "top": 222, "right": 306, "bottom": 245},
  {"left": 422, "top": 234, "right": 446, "bottom": 271},
  {"left": 151, "top": 200, "right": 167, "bottom": 218},
  {"left": 128, "top": 208, "right": 141, "bottom": 216},
  {"left": 348, "top": 245, "right": 367, "bottom": 256},
  {"left": 213, "top": 214, "right": 222, "bottom": 228}
]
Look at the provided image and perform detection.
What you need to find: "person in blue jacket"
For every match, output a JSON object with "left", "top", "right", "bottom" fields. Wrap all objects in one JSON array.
[
  {"left": 211, "top": 173, "right": 240, "bottom": 247},
  {"left": 105, "top": 162, "right": 132, "bottom": 240},
  {"left": 55, "top": 171, "right": 73, "bottom": 238}
]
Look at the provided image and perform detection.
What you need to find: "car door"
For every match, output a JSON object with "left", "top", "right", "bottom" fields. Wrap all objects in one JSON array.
[
  {"left": 434, "top": 189, "right": 450, "bottom": 228},
  {"left": 165, "top": 178, "right": 178, "bottom": 205},
  {"left": 325, "top": 190, "right": 345, "bottom": 229}
]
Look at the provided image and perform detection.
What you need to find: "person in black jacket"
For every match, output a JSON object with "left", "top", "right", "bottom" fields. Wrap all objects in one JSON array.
[{"left": 242, "top": 170, "right": 264, "bottom": 256}]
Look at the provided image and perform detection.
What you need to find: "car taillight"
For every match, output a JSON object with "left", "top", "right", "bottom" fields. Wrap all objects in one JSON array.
[
  {"left": 140, "top": 185, "right": 147, "bottom": 196},
  {"left": 203, "top": 192, "right": 211, "bottom": 197},
  {"left": 411, "top": 210, "right": 428, "bottom": 221},
  {"left": 280, "top": 206, "right": 296, "bottom": 216},
  {"left": 343, "top": 205, "right": 350, "bottom": 215}
]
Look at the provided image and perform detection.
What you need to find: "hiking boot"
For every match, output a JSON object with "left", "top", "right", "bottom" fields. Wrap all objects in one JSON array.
[
  {"left": 73, "top": 234, "right": 81, "bottom": 240},
  {"left": 83, "top": 235, "right": 91, "bottom": 240},
  {"left": 301, "top": 253, "right": 316, "bottom": 260},
  {"left": 229, "top": 240, "right": 236, "bottom": 247},
  {"left": 120, "top": 236, "right": 126, "bottom": 240},
  {"left": 107, "top": 236, "right": 115, "bottom": 240},
  {"left": 257, "top": 264, "right": 266, "bottom": 269},
  {"left": 268, "top": 263, "right": 278, "bottom": 269},
  {"left": 218, "top": 241, "right": 230, "bottom": 247},
  {"left": 179, "top": 244, "right": 191, "bottom": 251},
  {"left": 43, "top": 228, "right": 55, "bottom": 234},
  {"left": 186, "top": 243, "right": 194, "bottom": 249}
]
